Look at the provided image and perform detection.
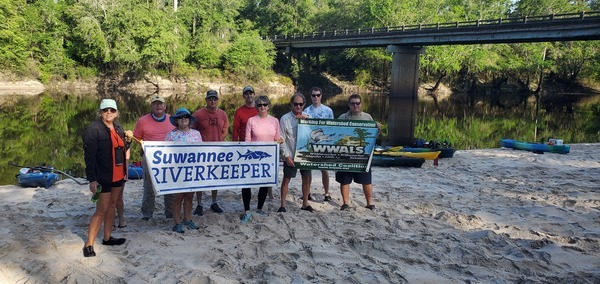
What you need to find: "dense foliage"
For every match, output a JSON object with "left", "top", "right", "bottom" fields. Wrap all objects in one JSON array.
[{"left": 1, "top": 0, "right": 598, "bottom": 87}]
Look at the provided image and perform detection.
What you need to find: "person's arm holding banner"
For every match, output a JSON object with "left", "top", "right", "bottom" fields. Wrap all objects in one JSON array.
[{"left": 280, "top": 116, "right": 295, "bottom": 167}]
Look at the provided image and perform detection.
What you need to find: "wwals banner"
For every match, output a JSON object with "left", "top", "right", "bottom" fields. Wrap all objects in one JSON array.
[
  {"left": 294, "top": 118, "right": 378, "bottom": 172},
  {"left": 143, "top": 141, "right": 279, "bottom": 195}
]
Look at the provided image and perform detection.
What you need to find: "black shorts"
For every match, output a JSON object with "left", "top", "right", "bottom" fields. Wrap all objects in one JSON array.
[
  {"left": 283, "top": 164, "right": 311, "bottom": 179},
  {"left": 335, "top": 171, "right": 371, "bottom": 185},
  {"left": 98, "top": 179, "right": 125, "bottom": 193}
]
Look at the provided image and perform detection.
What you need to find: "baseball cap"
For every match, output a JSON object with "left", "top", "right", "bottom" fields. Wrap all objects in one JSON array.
[
  {"left": 150, "top": 95, "right": 165, "bottom": 103},
  {"left": 99, "top": 99, "right": 117, "bottom": 110},
  {"left": 206, "top": 90, "right": 218, "bottom": 99},
  {"left": 242, "top": 85, "right": 254, "bottom": 94}
]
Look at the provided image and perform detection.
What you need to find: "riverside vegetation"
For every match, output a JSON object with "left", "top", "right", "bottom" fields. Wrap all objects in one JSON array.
[
  {"left": 1, "top": 1, "right": 599, "bottom": 184},
  {"left": 0, "top": 88, "right": 598, "bottom": 185}
]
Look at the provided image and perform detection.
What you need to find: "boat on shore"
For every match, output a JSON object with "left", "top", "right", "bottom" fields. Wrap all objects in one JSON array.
[
  {"left": 371, "top": 154, "right": 425, "bottom": 168},
  {"left": 399, "top": 147, "right": 456, "bottom": 158},
  {"left": 377, "top": 150, "right": 441, "bottom": 160},
  {"left": 500, "top": 139, "right": 570, "bottom": 154},
  {"left": 16, "top": 167, "right": 61, "bottom": 188},
  {"left": 128, "top": 162, "right": 143, "bottom": 179}
]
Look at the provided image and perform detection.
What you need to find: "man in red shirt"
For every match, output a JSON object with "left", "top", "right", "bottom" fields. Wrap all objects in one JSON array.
[
  {"left": 191, "top": 90, "right": 229, "bottom": 215},
  {"left": 232, "top": 85, "right": 258, "bottom": 142}
]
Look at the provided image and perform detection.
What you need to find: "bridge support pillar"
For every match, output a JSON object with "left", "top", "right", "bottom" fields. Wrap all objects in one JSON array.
[{"left": 385, "top": 45, "right": 424, "bottom": 146}]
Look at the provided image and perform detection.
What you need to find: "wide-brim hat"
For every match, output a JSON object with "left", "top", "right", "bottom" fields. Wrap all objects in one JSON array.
[
  {"left": 169, "top": 107, "right": 196, "bottom": 126},
  {"left": 99, "top": 99, "right": 117, "bottom": 110}
]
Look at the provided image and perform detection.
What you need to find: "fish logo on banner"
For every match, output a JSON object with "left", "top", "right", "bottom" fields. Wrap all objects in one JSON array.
[{"left": 237, "top": 150, "right": 272, "bottom": 161}]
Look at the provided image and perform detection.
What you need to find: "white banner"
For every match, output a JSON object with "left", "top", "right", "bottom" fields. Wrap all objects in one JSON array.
[{"left": 142, "top": 141, "right": 279, "bottom": 195}]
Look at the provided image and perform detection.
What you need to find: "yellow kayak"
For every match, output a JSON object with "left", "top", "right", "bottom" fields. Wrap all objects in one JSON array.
[{"left": 377, "top": 151, "right": 441, "bottom": 160}]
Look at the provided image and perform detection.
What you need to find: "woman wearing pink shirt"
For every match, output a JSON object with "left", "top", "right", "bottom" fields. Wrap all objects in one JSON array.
[{"left": 240, "top": 95, "right": 280, "bottom": 223}]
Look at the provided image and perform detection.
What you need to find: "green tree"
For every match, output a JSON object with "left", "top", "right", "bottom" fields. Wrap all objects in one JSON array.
[
  {"left": 0, "top": 0, "right": 28, "bottom": 72},
  {"left": 223, "top": 31, "right": 275, "bottom": 80}
]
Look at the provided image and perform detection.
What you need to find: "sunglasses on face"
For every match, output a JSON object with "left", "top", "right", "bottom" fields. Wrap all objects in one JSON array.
[
  {"left": 349, "top": 102, "right": 361, "bottom": 106},
  {"left": 243, "top": 92, "right": 254, "bottom": 96},
  {"left": 102, "top": 108, "right": 117, "bottom": 113},
  {"left": 177, "top": 115, "right": 191, "bottom": 119},
  {"left": 293, "top": 103, "right": 304, "bottom": 107},
  {"left": 256, "top": 103, "right": 269, "bottom": 108},
  {"left": 311, "top": 94, "right": 321, "bottom": 97},
  {"left": 206, "top": 97, "right": 218, "bottom": 101}
]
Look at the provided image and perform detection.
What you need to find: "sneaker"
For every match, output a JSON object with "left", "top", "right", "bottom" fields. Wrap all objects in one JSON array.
[
  {"left": 83, "top": 246, "right": 96, "bottom": 257},
  {"left": 194, "top": 205, "right": 204, "bottom": 216},
  {"left": 102, "top": 236, "right": 126, "bottom": 246},
  {"left": 240, "top": 212, "right": 252, "bottom": 223},
  {"left": 301, "top": 206, "right": 315, "bottom": 213},
  {"left": 298, "top": 194, "right": 314, "bottom": 201},
  {"left": 340, "top": 204, "right": 350, "bottom": 211},
  {"left": 182, "top": 219, "right": 199, "bottom": 230},
  {"left": 210, "top": 203, "right": 224, "bottom": 213},
  {"left": 256, "top": 209, "right": 268, "bottom": 216},
  {"left": 277, "top": 207, "right": 286, "bottom": 213},
  {"left": 324, "top": 195, "right": 332, "bottom": 202},
  {"left": 366, "top": 204, "right": 376, "bottom": 210},
  {"left": 172, "top": 223, "right": 184, "bottom": 234}
]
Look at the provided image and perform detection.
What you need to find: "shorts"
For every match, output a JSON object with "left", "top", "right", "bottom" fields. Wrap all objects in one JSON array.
[
  {"left": 283, "top": 164, "right": 311, "bottom": 179},
  {"left": 335, "top": 171, "right": 371, "bottom": 185},
  {"left": 98, "top": 179, "right": 126, "bottom": 193}
]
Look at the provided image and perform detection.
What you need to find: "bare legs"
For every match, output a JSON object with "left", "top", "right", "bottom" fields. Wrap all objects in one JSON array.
[
  {"left": 340, "top": 183, "right": 373, "bottom": 207},
  {"left": 173, "top": 192, "right": 194, "bottom": 224},
  {"left": 321, "top": 170, "right": 330, "bottom": 197},
  {"left": 103, "top": 186, "right": 124, "bottom": 241},
  {"left": 85, "top": 185, "right": 124, "bottom": 247},
  {"left": 301, "top": 174, "right": 311, "bottom": 208}
]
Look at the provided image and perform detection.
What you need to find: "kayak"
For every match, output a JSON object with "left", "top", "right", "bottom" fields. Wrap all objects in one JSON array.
[
  {"left": 378, "top": 151, "right": 441, "bottom": 160},
  {"left": 371, "top": 155, "right": 425, "bottom": 168},
  {"left": 400, "top": 147, "right": 456, "bottom": 158},
  {"left": 16, "top": 167, "right": 61, "bottom": 188},
  {"left": 500, "top": 139, "right": 570, "bottom": 154},
  {"left": 128, "top": 163, "right": 144, "bottom": 179}
]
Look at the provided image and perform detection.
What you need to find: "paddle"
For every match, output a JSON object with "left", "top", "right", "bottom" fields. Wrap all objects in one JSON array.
[{"left": 9, "top": 162, "right": 89, "bottom": 185}]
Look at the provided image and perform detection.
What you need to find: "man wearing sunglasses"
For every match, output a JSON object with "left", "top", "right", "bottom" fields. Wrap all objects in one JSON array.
[
  {"left": 303, "top": 87, "right": 334, "bottom": 202},
  {"left": 191, "top": 90, "right": 229, "bottom": 216},
  {"left": 133, "top": 95, "right": 176, "bottom": 220},
  {"left": 336, "top": 94, "right": 376, "bottom": 211},
  {"left": 278, "top": 93, "right": 313, "bottom": 213}
]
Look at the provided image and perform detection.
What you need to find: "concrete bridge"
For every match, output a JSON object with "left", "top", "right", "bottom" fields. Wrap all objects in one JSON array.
[{"left": 265, "top": 11, "right": 600, "bottom": 146}]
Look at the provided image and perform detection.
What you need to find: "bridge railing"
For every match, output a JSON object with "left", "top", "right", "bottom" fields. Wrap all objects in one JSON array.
[{"left": 263, "top": 11, "right": 600, "bottom": 41}]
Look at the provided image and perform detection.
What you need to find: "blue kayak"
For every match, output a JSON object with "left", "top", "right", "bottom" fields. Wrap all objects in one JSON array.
[
  {"left": 500, "top": 139, "right": 570, "bottom": 154},
  {"left": 17, "top": 168, "right": 61, "bottom": 188},
  {"left": 128, "top": 164, "right": 143, "bottom": 179}
]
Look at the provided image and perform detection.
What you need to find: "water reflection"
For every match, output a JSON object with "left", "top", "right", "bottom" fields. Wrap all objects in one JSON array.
[
  {"left": 1, "top": 89, "right": 596, "bottom": 186},
  {"left": 0, "top": 90, "right": 388, "bottom": 185}
]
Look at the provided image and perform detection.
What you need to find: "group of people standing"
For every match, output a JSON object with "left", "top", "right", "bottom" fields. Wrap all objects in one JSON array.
[{"left": 81, "top": 86, "right": 377, "bottom": 257}]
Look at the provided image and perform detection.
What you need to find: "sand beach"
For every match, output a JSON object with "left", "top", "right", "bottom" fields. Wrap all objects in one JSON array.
[{"left": 0, "top": 144, "right": 598, "bottom": 283}]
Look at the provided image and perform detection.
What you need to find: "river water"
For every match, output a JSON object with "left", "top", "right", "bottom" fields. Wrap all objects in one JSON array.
[
  {"left": 1, "top": 89, "right": 597, "bottom": 186},
  {"left": 0, "top": 90, "right": 388, "bottom": 185}
]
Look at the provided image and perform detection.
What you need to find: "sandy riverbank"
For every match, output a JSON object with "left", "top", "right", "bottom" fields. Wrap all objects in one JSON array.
[{"left": 0, "top": 144, "right": 598, "bottom": 283}]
